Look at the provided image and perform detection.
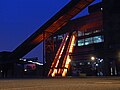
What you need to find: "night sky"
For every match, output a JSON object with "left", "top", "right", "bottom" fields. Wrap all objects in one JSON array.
[{"left": 0, "top": 0, "right": 101, "bottom": 62}]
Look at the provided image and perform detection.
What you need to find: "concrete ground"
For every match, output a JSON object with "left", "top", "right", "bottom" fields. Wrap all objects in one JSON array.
[{"left": 0, "top": 77, "right": 120, "bottom": 90}]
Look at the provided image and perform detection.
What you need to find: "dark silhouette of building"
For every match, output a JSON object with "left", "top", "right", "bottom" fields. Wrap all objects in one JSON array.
[{"left": 103, "top": 0, "right": 120, "bottom": 76}]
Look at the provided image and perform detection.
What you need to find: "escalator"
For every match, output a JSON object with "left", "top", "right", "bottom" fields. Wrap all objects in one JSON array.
[
  {"left": 48, "top": 32, "right": 76, "bottom": 77},
  {"left": 48, "top": 33, "right": 70, "bottom": 77},
  {"left": 61, "top": 34, "right": 76, "bottom": 76}
]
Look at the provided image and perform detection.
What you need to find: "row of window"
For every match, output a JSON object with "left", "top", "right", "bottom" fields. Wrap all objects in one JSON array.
[
  {"left": 54, "top": 34, "right": 65, "bottom": 41},
  {"left": 78, "top": 35, "right": 104, "bottom": 46},
  {"left": 78, "top": 29, "right": 102, "bottom": 37},
  {"left": 54, "top": 29, "right": 102, "bottom": 40}
]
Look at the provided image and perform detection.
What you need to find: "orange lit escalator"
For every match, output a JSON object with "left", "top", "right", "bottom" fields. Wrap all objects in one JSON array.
[
  {"left": 61, "top": 34, "right": 76, "bottom": 77},
  {"left": 48, "top": 33, "right": 76, "bottom": 77},
  {"left": 48, "top": 33, "right": 69, "bottom": 77}
]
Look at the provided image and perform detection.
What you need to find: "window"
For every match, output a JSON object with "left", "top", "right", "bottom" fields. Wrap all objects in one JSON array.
[
  {"left": 58, "top": 35, "right": 63, "bottom": 40},
  {"left": 77, "top": 35, "right": 104, "bottom": 47},
  {"left": 78, "top": 39, "right": 84, "bottom": 46},
  {"left": 79, "top": 62, "right": 84, "bottom": 65},
  {"left": 84, "top": 29, "right": 92, "bottom": 35},
  {"left": 54, "top": 37, "right": 56, "bottom": 41},
  {"left": 84, "top": 31, "right": 92, "bottom": 35},
  {"left": 78, "top": 31, "right": 84, "bottom": 37},
  {"left": 93, "top": 36, "right": 104, "bottom": 43},
  {"left": 85, "top": 37, "right": 93, "bottom": 45},
  {"left": 93, "top": 29, "right": 101, "bottom": 33}
]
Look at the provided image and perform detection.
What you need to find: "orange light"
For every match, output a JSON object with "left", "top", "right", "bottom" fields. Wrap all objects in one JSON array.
[
  {"left": 62, "top": 35, "right": 76, "bottom": 76},
  {"left": 48, "top": 33, "right": 69, "bottom": 77},
  {"left": 48, "top": 34, "right": 76, "bottom": 77}
]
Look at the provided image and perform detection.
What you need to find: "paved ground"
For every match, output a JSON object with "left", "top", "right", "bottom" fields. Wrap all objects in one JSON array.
[{"left": 0, "top": 77, "right": 120, "bottom": 90}]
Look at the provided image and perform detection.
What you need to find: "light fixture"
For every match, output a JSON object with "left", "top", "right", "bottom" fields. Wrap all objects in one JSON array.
[
  {"left": 23, "top": 59, "right": 26, "bottom": 62},
  {"left": 24, "top": 69, "right": 27, "bottom": 72},
  {"left": 91, "top": 56, "right": 95, "bottom": 61},
  {"left": 1, "top": 70, "right": 2, "bottom": 73}
]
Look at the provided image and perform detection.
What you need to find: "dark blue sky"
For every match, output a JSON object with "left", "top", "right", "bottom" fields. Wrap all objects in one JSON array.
[{"left": 0, "top": 0, "right": 101, "bottom": 62}]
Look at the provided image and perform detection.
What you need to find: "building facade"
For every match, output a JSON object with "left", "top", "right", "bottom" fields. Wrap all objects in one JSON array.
[{"left": 45, "top": 1, "right": 120, "bottom": 76}]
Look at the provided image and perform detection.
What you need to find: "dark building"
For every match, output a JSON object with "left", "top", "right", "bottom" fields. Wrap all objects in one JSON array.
[
  {"left": 46, "top": 1, "right": 120, "bottom": 77},
  {"left": 0, "top": 55, "right": 43, "bottom": 78},
  {"left": 103, "top": 0, "right": 120, "bottom": 76}
]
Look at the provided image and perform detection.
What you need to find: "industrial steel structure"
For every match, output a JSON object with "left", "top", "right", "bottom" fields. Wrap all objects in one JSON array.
[
  {"left": 0, "top": 0, "right": 120, "bottom": 78},
  {"left": 47, "top": 2, "right": 103, "bottom": 77},
  {"left": 47, "top": 1, "right": 120, "bottom": 77},
  {"left": 0, "top": 0, "right": 94, "bottom": 77}
]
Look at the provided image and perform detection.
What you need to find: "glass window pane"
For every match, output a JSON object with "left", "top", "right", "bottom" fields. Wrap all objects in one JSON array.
[
  {"left": 93, "top": 36, "right": 104, "bottom": 43},
  {"left": 78, "top": 39, "right": 84, "bottom": 46},
  {"left": 58, "top": 35, "right": 63, "bottom": 40},
  {"left": 84, "top": 31, "right": 92, "bottom": 35},
  {"left": 78, "top": 31, "right": 84, "bottom": 37},
  {"left": 85, "top": 37, "right": 93, "bottom": 45},
  {"left": 93, "top": 29, "right": 101, "bottom": 33},
  {"left": 54, "top": 37, "right": 56, "bottom": 41}
]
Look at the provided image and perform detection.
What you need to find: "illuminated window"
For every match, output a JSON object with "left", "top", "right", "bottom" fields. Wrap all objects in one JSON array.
[
  {"left": 72, "top": 63, "right": 76, "bottom": 66},
  {"left": 93, "top": 36, "right": 104, "bottom": 43},
  {"left": 93, "top": 29, "right": 101, "bottom": 33},
  {"left": 88, "top": 62, "right": 91, "bottom": 65},
  {"left": 78, "top": 39, "right": 84, "bottom": 46},
  {"left": 78, "top": 31, "right": 84, "bottom": 37},
  {"left": 58, "top": 35, "right": 63, "bottom": 40},
  {"left": 54, "top": 37, "right": 56, "bottom": 41},
  {"left": 77, "top": 35, "right": 104, "bottom": 47},
  {"left": 79, "top": 62, "right": 84, "bottom": 65},
  {"left": 84, "top": 29, "right": 92, "bottom": 36},
  {"left": 84, "top": 31, "right": 92, "bottom": 35},
  {"left": 85, "top": 37, "right": 93, "bottom": 45}
]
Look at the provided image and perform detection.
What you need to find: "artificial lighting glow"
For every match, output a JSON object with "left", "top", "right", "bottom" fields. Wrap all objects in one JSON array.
[
  {"left": 24, "top": 69, "right": 27, "bottom": 72},
  {"left": 19, "top": 58, "right": 22, "bottom": 60},
  {"left": 62, "top": 69, "right": 67, "bottom": 77},
  {"left": 48, "top": 33, "right": 69, "bottom": 77},
  {"left": 23, "top": 59, "right": 26, "bottom": 62},
  {"left": 101, "top": 8, "right": 103, "bottom": 11},
  {"left": 58, "top": 69, "right": 61, "bottom": 74},
  {"left": 91, "top": 56, "right": 95, "bottom": 61},
  {"left": 88, "top": 62, "right": 90, "bottom": 65},
  {"left": 62, "top": 35, "right": 76, "bottom": 77},
  {"left": 1, "top": 70, "right": 2, "bottom": 73},
  {"left": 80, "top": 63, "right": 82, "bottom": 65},
  {"left": 28, "top": 60, "right": 32, "bottom": 63},
  {"left": 49, "top": 34, "right": 76, "bottom": 77},
  {"left": 96, "top": 64, "right": 98, "bottom": 66},
  {"left": 51, "top": 69, "right": 57, "bottom": 77},
  {"left": 36, "top": 62, "right": 43, "bottom": 65},
  {"left": 100, "top": 59, "right": 103, "bottom": 62}
]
